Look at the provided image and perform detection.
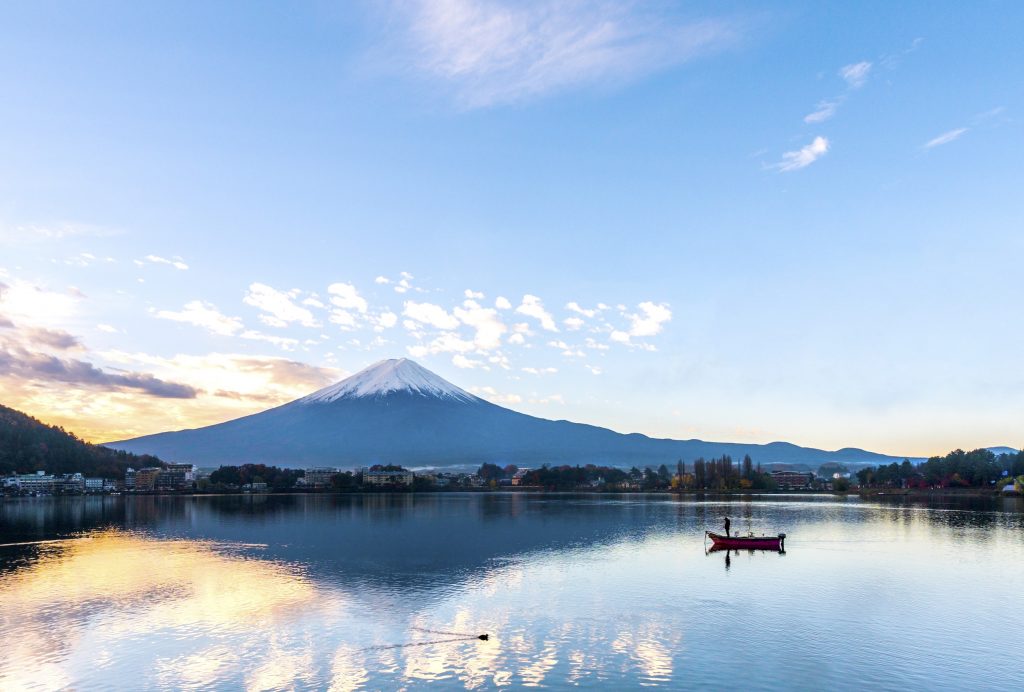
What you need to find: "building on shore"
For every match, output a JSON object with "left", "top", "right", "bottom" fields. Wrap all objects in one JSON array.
[
  {"left": 155, "top": 463, "right": 197, "bottom": 491},
  {"left": 5, "top": 471, "right": 56, "bottom": 494},
  {"left": 133, "top": 467, "right": 162, "bottom": 492},
  {"left": 511, "top": 468, "right": 531, "bottom": 486},
  {"left": 303, "top": 468, "right": 339, "bottom": 488},
  {"left": 2, "top": 471, "right": 87, "bottom": 495},
  {"left": 771, "top": 470, "right": 812, "bottom": 489},
  {"left": 362, "top": 468, "right": 414, "bottom": 487}
]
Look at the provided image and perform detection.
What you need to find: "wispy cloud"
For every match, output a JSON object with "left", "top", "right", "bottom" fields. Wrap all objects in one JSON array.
[
  {"left": 773, "top": 136, "right": 830, "bottom": 172},
  {"left": 0, "top": 221, "right": 119, "bottom": 245},
  {"left": 923, "top": 127, "right": 968, "bottom": 150},
  {"left": 394, "top": 0, "right": 742, "bottom": 107},
  {"left": 803, "top": 98, "right": 841, "bottom": 124},
  {"left": 839, "top": 61, "right": 872, "bottom": 89},
  {"left": 139, "top": 254, "right": 189, "bottom": 270},
  {"left": 155, "top": 301, "right": 243, "bottom": 336}
]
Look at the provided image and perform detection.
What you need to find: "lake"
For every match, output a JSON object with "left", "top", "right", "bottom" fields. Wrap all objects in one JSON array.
[{"left": 1, "top": 492, "right": 1022, "bottom": 690}]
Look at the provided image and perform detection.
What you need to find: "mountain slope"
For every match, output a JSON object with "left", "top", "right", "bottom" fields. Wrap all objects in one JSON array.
[
  {"left": 0, "top": 404, "right": 163, "bottom": 476},
  {"left": 108, "top": 358, "right": 911, "bottom": 469}
]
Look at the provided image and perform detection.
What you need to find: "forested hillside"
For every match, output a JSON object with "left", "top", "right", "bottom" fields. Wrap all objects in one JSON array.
[{"left": 0, "top": 404, "right": 162, "bottom": 477}]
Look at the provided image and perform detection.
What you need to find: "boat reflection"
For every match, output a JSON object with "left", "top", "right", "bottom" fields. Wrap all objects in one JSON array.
[{"left": 706, "top": 542, "right": 786, "bottom": 572}]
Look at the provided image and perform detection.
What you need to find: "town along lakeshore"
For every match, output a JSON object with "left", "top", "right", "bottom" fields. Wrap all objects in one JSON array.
[{"left": 7, "top": 447, "right": 1020, "bottom": 498}]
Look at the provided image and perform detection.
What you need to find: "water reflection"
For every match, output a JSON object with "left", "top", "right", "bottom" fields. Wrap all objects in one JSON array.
[
  {"left": 0, "top": 494, "right": 1022, "bottom": 690},
  {"left": 0, "top": 531, "right": 319, "bottom": 690}
]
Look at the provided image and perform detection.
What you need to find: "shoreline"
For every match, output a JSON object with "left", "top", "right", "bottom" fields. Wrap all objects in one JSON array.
[{"left": 2, "top": 487, "right": 1014, "bottom": 500}]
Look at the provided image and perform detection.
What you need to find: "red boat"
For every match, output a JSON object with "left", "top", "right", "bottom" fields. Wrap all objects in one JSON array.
[{"left": 706, "top": 531, "right": 786, "bottom": 551}]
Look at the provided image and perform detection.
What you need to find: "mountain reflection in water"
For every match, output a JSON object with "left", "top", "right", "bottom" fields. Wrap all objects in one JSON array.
[{"left": 0, "top": 493, "right": 1022, "bottom": 690}]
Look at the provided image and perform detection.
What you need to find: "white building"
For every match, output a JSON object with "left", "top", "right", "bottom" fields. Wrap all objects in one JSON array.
[
  {"left": 7, "top": 471, "right": 55, "bottom": 493},
  {"left": 362, "top": 468, "right": 414, "bottom": 486},
  {"left": 303, "top": 468, "right": 339, "bottom": 487}
]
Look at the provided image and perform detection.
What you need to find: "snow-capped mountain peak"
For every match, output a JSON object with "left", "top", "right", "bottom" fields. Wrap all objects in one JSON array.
[{"left": 298, "top": 358, "right": 479, "bottom": 404}]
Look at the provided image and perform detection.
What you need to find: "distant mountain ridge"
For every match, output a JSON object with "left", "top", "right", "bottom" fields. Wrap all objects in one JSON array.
[{"left": 108, "top": 358, "right": 919, "bottom": 469}]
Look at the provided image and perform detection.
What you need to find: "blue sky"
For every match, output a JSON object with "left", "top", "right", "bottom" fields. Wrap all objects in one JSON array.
[{"left": 0, "top": 1, "right": 1021, "bottom": 455}]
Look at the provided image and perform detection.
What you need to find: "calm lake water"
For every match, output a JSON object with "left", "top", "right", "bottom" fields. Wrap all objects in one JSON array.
[{"left": 1, "top": 492, "right": 1022, "bottom": 690}]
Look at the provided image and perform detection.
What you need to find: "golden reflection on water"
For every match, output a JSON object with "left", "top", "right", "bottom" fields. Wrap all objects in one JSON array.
[{"left": 0, "top": 530, "right": 319, "bottom": 691}]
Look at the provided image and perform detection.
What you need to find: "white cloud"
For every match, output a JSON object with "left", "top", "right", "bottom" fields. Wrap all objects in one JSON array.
[
  {"left": 403, "top": 300, "right": 460, "bottom": 330},
  {"left": 469, "top": 385, "right": 522, "bottom": 405},
  {"left": 398, "top": 0, "right": 740, "bottom": 108},
  {"left": 143, "top": 254, "right": 189, "bottom": 270},
  {"left": 374, "top": 276, "right": 391, "bottom": 284},
  {"left": 240, "top": 330, "right": 299, "bottom": 351},
  {"left": 564, "top": 316, "right": 585, "bottom": 330},
  {"left": 532, "top": 393, "right": 565, "bottom": 405},
  {"left": 508, "top": 332, "right": 525, "bottom": 345},
  {"left": 495, "top": 296, "right": 512, "bottom": 310},
  {"left": 454, "top": 300, "right": 507, "bottom": 350},
  {"left": 515, "top": 294, "right": 559, "bottom": 332},
  {"left": 774, "top": 136, "right": 829, "bottom": 172},
  {"left": 610, "top": 330, "right": 631, "bottom": 344},
  {"left": 585, "top": 337, "right": 610, "bottom": 350},
  {"left": 804, "top": 99, "right": 840, "bottom": 124},
  {"left": 394, "top": 271, "right": 418, "bottom": 294},
  {"left": 565, "top": 301, "right": 598, "bottom": 318},
  {"left": 327, "top": 284, "right": 368, "bottom": 323},
  {"left": 406, "top": 331, "right": 476, "bottom": 356},
  {"left": 547, "top": 339, "right": 584, "bottom": 358},
  {"left": 923, "top": 127, "right": 968, "bottom": 150},
  {"left": 244, "top": 283, "right": 320, "bottom": 328},
  {"left": 155, "top": 301, "right": 243, "bottom": 336},
  {"left": 452, "top": 353, "right": 486, "bottom": 369},
  {"left": 488, "top": 353, "right": 511, "bottom": 370},
  {"left": 628, "top": 301, "right": 672, "bottom": 337},
  {"left": 96, "top": 324, "right": 119, "bottom": 334},
  {"left": 329, "top": 310, "right": 358, "bottom": 329},
  {"left": 585, "top": 364, "right": 602, "bottom": 375},
  {"left": 302, "top": 295, "right": 325, "bottom": 309},
  {"left": 464, "top": 289, "right": 484, "bottom": 300},
  {"left": 522, "top": 366, "right": 557, "bottom": 375},
  {"left": 375, "top": 311, "right": 398, "bottom": 330},
  {"left": 839, "top": 61, "right": 872, "bottom": 89}
]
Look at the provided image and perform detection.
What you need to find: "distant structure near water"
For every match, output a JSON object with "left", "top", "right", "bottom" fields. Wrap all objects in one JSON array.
[
  {"left": 770, "top": 470, "right": 813, "bottom": 490},
  {"left": 125, "top": 464, "right": 196, "bottom": 492},
  {"left": 362, "top": 467, "right": 414, "bottom": 487},
  {"left": 511, "top": 468, "right": 531, "bottom": 486},
  {"left": 302, "top": 467, "right": 340, "bottom": 488}
]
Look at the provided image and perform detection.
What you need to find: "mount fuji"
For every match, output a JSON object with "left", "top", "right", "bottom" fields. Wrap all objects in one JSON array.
[{"left": 108, "top": 358, "right": 909, "bottom": 469}]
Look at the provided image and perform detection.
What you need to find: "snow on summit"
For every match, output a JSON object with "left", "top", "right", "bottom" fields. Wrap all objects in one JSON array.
[{"left": 299, "top": 358, "right": 479, "bottom": 404}]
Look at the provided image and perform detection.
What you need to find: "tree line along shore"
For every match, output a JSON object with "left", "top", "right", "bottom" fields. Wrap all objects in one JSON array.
[{"left": 2, "top": 403, "right": 1021, "bottom": 496}]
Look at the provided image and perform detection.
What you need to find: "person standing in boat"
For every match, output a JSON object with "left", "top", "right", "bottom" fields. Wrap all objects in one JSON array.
[{"left": 723, "top": 516, "right": 731, "bottom": 537}]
